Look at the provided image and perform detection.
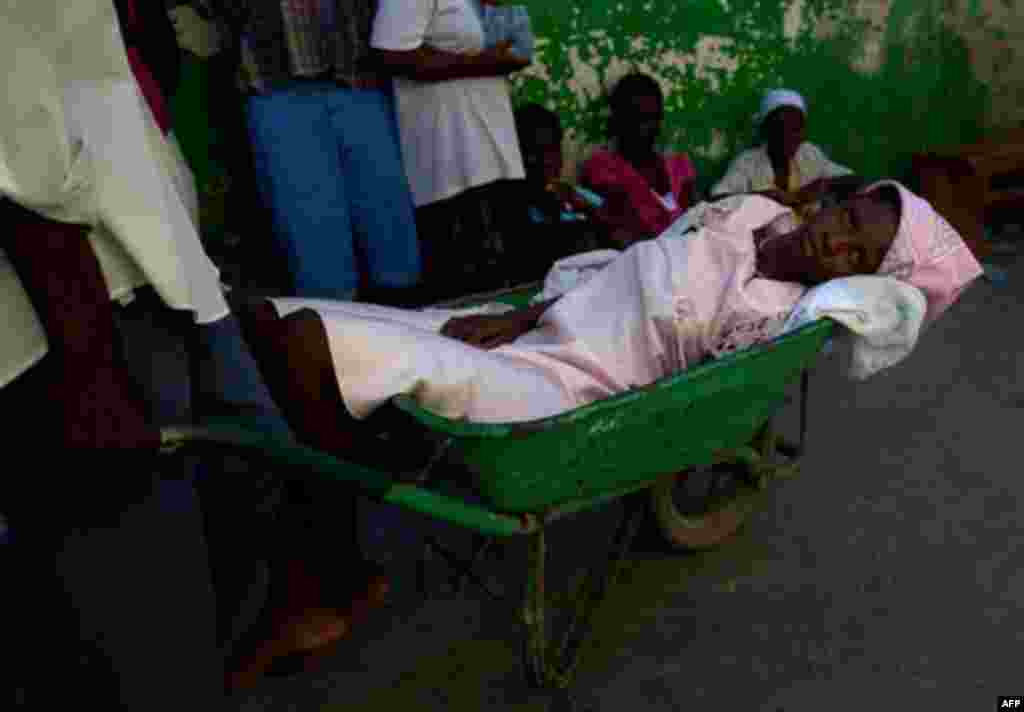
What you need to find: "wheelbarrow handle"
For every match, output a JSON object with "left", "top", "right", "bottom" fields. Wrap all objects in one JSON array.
[{"left": 159, "top": 417, "right": 538, "bottom": 538}]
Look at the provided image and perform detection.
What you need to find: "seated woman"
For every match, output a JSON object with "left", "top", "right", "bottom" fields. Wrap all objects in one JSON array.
[
  {"left": 579, "top": 73, "right": 698, "bottom": 249},
  {"left": 506, "top": 103, "right": 603, "bottom": 283},
  {"left": 236, "top": 182, "right": 982, "bottom": 465},
  {"left": 711, "top": 89, "right": 866, "bottom": 221}
]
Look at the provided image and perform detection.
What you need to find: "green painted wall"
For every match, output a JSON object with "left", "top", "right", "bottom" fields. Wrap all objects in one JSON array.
[{"left": 509, "top": 0, "right": 995, "bottom": 191}]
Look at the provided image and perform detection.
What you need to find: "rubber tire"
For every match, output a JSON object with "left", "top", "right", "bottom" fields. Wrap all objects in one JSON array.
[{"left": 649, "top": 472, "right": 749, "bottom": 551}]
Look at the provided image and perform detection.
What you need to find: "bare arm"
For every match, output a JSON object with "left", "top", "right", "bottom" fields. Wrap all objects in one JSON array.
[
  {"left": 3, "top": 201, "right": 119, "bottom": 366},
  {"left": 3, "top": 199, "right": 158, "bottom": 450},
  {"left": 440, "top": 297, "right": 558, "bottom": 349},
  {"left": 374, "top": 41, "right": 529, "bottom": 82}
]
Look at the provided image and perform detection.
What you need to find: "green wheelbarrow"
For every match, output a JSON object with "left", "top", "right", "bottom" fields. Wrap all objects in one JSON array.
[{"left": 159, "top": 283, "right": 834, "bottom": 692}]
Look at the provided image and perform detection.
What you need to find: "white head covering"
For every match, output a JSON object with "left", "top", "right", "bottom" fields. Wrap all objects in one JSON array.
[{"left": 754, "top": 89, "right": 808, "bottom": 126}]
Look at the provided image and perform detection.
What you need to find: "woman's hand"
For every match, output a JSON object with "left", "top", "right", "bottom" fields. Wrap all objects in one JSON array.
[
  {"left": 547, "top": 182, "right": 594, "bottom": 216},
  {"left": 441, "top": 311, "right": 536, "bottom": 349},
  {"left": 478, "top": 40, "right": 530, "bottom": 75}
]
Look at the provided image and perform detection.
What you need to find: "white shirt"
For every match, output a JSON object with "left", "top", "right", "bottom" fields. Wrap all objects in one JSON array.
[
  {"left": 0, "top": 2, "right": 228, "bottom": 389},
  {"left": 371, "top": 0, "right": 525, "bottom": 207},
  {"left": 710, "top": 142, "right": 853, "bottom": 197}
]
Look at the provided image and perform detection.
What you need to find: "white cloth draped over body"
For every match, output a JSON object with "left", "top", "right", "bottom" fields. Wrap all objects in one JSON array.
[{"left": 0, "top": 1, "right": 228, "bottom": 388}]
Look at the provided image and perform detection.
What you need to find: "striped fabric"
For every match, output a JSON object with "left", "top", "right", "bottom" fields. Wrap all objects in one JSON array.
[{"left": 195, "top": 0, "right": 384, "bottom": 93}]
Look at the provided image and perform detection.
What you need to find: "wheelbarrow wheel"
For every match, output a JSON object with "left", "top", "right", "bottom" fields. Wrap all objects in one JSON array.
[{"left": 649, "top": 469, "right": 749, "bottom": 551}]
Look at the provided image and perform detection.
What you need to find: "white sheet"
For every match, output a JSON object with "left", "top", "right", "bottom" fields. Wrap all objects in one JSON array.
[{"left": 781, "top": 275, "right": 927, "bottom": 380}]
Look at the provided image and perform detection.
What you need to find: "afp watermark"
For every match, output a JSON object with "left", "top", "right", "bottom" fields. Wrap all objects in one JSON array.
[{"left": 998, "top": 697, "right": 1024, "bottom": 710}]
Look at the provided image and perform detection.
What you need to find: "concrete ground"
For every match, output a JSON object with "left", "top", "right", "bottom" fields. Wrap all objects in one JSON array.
[{"left": 231, "top": 249, "right": 1024, "bottom": 712}]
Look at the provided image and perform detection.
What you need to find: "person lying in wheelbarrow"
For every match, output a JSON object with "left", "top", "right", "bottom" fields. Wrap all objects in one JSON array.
[{"left": 236, "top": 182, "right": 983, "bottom": 465}]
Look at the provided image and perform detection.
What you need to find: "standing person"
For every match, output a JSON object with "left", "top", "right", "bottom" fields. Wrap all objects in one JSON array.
[
  {"left": 579, "top": 73, "right": 699, "bottom": 249},
  {"left": 0, "top": 4, "right": 389, "bottom": 706},
  {"left": 371, "top": 0, "right": 531, "bottom": 303},
  {"left": 710, "top": 88, "right": 865, "bottom": 221},
  {"left": 187, "top": 0, "right": 422, "bottom": 304}
]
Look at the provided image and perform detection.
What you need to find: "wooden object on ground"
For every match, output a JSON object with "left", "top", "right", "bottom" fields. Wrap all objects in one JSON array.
[{"left": 912, "top": 127, "right": 1024, "bottom": 261}]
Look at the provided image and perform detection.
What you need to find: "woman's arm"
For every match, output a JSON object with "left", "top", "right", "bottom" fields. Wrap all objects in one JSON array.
[
  {"left": 2, "top": 200, "right": 158, "bottom": 450},
  {"left": 440, "top": 297, "right": 558, "bottom": 349},
  {"left": 372, "top": 0, "right": 528, "bottom": 82},
  {"left": 373, "top": 41, "right": 528, "bottom": 82}
]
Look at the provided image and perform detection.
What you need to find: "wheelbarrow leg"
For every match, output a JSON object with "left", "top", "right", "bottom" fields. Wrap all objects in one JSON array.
[
  {"left": 553, "top": 494, "right": 645, "bottom": 684},
  {"left": 776, "top": 369, "right": 810, "bottom": 459},
  {"left": 521, "top": 495, "right": 646, "bottom": 691},
  {"left": 523, "top": 527, "right": 549, "bottom": 689}
]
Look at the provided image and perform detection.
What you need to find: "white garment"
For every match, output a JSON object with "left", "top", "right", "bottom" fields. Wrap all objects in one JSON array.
[
  {"left": 710, "top": 142, "right": 853, "bottom": 197},
  {"left": 269, "top": 298, "right": 564, "bottom": 422},
  {"left": 371, "top": 0, "right": 525, "bottom": 207},
  {"left": 0, "top": 2, "right": 228, "bottom": 389},
  {"left": 782, "top": 275, "right": 928, "bottom": 380}
]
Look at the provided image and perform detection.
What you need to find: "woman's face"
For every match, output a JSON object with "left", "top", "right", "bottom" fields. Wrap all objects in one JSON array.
[
  {"left": 757, "top": 193, "right": 899, "bottom": 284},
  {"left": 763, "top": 106, "right": 806, "bottom": 160},
  {"left": 613, "top": 93, "right": 663, "bottom": 152},
  {"left": 800, "top": 194, "right": 899, "bottom": 281}
]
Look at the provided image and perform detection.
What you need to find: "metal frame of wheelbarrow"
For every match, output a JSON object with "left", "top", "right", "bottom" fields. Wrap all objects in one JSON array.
[{"left": 158, "top": 360, "right": 816, "bottom": 694}]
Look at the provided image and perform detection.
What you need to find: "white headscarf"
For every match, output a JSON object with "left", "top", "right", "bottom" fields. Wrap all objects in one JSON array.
[{"left": 754, "top": 89, "right": 808, "bottom": 126}]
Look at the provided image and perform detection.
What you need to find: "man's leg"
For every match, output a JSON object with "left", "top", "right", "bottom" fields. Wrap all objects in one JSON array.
[
  {"left": 331, "top": 86, "right": 422, "bottom": 299},
  {"left": 234, "top": 298, "right": 432, "bottom": 568},
  {"left": 247, "top": 84, "right": 360, "bottom": 300},
  {"left": 2, "top": 296, "right": 225, "bottom": 710}
]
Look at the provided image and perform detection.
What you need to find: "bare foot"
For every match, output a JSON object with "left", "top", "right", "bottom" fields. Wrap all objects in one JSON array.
[
  {"left": 225, "top": 568, "right": 391, "bottom": 693},
  {"left": 226, "top": 607, "right": 351, "bottom": 692}
]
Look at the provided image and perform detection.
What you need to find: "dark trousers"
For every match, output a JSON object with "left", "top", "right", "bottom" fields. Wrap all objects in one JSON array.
[
  {"left": 415, "top": 179, "right": 521, "bottom": 303},
  {"left": 2, "top": 289, "right": 294, "bottom": 709}
]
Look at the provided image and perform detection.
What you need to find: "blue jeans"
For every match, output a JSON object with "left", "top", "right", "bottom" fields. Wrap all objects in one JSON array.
[{"left": 247, "top": 82, "right": 421, "bottom": 299}]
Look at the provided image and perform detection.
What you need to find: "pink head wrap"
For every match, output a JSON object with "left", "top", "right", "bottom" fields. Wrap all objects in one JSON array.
[{"left": 864, "top": 180, "right": 984, "bottom": 325}]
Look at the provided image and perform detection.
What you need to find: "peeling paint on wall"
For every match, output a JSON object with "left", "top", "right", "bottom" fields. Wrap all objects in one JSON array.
[{"left": 510, "top": 0, "right": 1001, "bottom": 189}]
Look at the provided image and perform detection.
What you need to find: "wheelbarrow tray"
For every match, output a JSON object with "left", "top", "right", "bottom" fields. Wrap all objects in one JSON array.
[{"left": 392, "top": 285, "right": 834, "bottom": 513}]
